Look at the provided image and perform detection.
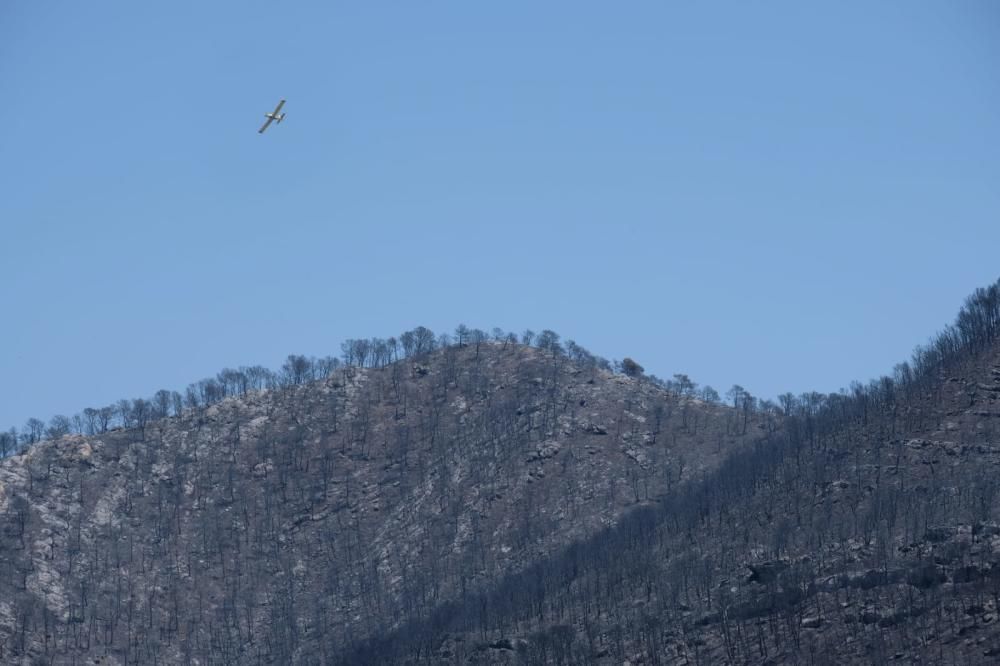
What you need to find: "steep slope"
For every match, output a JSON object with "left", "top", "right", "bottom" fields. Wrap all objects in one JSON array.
[
  {"left": 342, "top": 289, "right": 1000, "bottom": 665},
  {"left": 0, "top": 342, "right": 760, "bottom": 664}
]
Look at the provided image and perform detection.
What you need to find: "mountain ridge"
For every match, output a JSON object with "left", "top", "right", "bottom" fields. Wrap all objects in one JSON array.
[{"left": 2, "top": 279, "right": 998, "bottom": 664}]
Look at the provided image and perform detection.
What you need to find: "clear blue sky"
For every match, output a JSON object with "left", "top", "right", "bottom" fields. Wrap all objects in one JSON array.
[{"left": 2, "top": 1, "right": 999, "bottom": 428}]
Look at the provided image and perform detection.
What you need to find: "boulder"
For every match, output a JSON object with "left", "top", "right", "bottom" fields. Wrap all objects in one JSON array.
[
  {"left": 747, "top": 560, "right": 789, "bottom": 584},
  {"left": 801, "top": 616, "right": 822, "bottom": 629}
]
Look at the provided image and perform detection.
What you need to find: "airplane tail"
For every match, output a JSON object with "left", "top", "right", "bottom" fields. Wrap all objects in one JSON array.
[{"left": 277, "top": 113, "right": 285, "bottom": 124}]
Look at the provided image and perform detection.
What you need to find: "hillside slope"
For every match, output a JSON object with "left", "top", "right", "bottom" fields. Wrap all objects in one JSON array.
[
  {"left": 340, "top": 287, "right": 1000, "bottom": 665},
  {"left": 0, "top": 342, "right": 760, "bottom": 664}
]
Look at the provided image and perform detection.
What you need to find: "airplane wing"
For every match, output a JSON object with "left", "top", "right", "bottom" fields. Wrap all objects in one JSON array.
[
  {"left": 272, "top": 99, "right": 286, "bottom": 114},
  {"left": 258, "top": 116, "right": 274, "bottom": 134}
]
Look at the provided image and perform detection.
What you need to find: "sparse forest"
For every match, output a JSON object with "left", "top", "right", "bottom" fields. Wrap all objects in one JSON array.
[
  {"left": 2, "top": 325, "right": 729, "bottom": 462},
  {"left": 1, "top": 280, "right": 999, "bottom": 664}
]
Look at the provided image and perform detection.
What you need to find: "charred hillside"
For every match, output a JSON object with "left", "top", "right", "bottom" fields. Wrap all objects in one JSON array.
[
  {"left": 4, "top": 280, "right": 998, "bottom": 665},
  {"left": 0, "top": 337, "right": 762, "bottom": 664},
  {"left": 339, "top": 281, "right": 1000, "bottom": 665}
]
